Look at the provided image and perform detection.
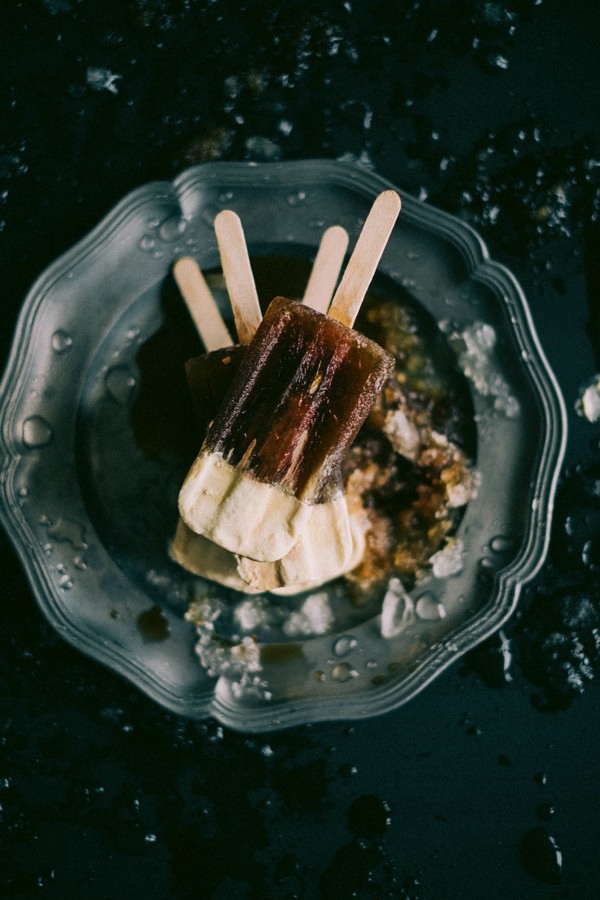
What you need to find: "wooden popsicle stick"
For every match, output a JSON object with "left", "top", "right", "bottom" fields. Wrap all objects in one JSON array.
[
  {"left": 328, "top": 190, "right": 401, "bottom": 328},
  {"left": 303, "top": 225, "right": 349, "bottom": 314},
  {"left": 173, "top": 257, "right": 234, "bottom": 351},
  {"left": 214, "top": 209, "right": 263, "bottom": 345}
]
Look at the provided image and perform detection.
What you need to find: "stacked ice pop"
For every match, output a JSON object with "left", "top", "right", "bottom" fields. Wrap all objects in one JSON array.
[{"left": 171, "top": 191, "right": 401, "bottom": 594}]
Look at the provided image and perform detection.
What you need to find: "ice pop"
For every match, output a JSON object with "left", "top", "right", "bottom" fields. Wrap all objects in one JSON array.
[
  {"left": 170, "top": 229, "right": 364, "bottom": 593},
  {"left": 175, "top": 192, "right": 399, "bottom": 590},
  {"left": 171, "top": 228, "right": 364, "bottom": 591},
  {"left": 178, "top": 191, "right": 400, "bottom": 563},
  {"left": 178, "top": 294, "right": 395, "bottom": 561}
]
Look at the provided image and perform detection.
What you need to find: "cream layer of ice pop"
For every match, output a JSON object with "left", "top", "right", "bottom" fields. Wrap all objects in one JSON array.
[
  {"left": 170, "top": 517, "right": 259, "bottom": 592},
  {"left": 236, "top": 503, "right": 367, "bottom": 593},
  {"left": 170, "top": 502, "right": 366, "bottom": 594},
  {"left": 178, "top": 295, "right": 395, "bottom": 561}
]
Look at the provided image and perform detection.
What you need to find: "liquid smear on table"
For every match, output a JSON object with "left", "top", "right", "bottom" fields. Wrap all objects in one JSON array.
[{"left": 180, "top": 259, "right": 483, "bottom": 696}]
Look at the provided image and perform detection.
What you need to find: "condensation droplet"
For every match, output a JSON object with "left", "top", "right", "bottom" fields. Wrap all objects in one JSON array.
[
  {"left": 59, "top": 573, "right": 73, "bottom": 590},
  {"left": 331, "top": 662, "right": 359, "bottom": 682},
  {"left": 490, "top": 534, "right": 515, "bottom": 554},
  {"left": 139, "top": 234, "right": 155, "bottom": 252},
  {"left": 415, "top": 591, "right": 447, "bottom": 621},
  {"left": 520, "top": 827, "right": 563, "bottom": 885},
  {"left": 52, "top": 330, "right": 73, "bottom": 353},
  {"left": 22, "top": 416, "right": 53, "bottom": 448},
  {"left": 333, "top": 635, "right": 358, "bottom": 657},
  {"left": 105, "top": 366, "right": 137, "bottom": 406},
  {"left": 46, "top": 517, "right": 88, "bottom": 549},
  {"left": 287, "top": 190, "right": 307, "bottom": 207},
  {"left": 158, "top": 216, "right": 187, "bottom": 242}
]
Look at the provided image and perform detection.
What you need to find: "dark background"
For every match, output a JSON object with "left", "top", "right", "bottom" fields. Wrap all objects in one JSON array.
[{"left": 1, "top": 1, "right": 599, "bottom": 897}]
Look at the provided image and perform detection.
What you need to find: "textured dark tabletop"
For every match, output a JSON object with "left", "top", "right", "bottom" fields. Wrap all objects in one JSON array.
[{"left": 1, "top": 1, "right": 599, "bottom": 897}]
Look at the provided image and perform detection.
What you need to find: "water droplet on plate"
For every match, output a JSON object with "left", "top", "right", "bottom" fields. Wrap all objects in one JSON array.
[
  {"left": 415, "top": 591, "right": 447, "bottom": 621},
  {"left": 139, "top": 234, "right": 155, "bottom": 252},
  {"left": 46, "top": 517, "right": 87, "bottom": 549},
  {"left": 331, "top": 662, "right": 358, "bottom": 682},
  {"left": 333, "top": 635, "right": 358, "bottom": 656},
  {"left": 286, "top": 190, "right": 307, "bottom": 207},
  {"left": 158, "top": 215, "right": 187, "bottom": 242},
  {"left": 58, "top": 573, "right": 73, "bottom": 591},
  {"left": 490, "top": 534, "right": 515, "bottom": 554},
  {"left": 105, "top": 366, "right": 136, "bottom": 406},
  {"left": 519, "top": 827, "right": 563, "bottom": 885},
  {"left": 52, "top": 330, "right": 73, "bottom": 353},
  {"left": 22, "top": 416, "right": 53, "bottom": 448}
]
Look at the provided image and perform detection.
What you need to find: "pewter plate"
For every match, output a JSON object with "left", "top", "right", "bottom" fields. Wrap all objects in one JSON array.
[{"left": 0, "top": 160, "right": 567, "bottom": 731}]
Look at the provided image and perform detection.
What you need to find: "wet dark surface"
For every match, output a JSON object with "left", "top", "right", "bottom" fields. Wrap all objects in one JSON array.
[{"left": 1, "top": 0, "right": 599, "bottom": 897}]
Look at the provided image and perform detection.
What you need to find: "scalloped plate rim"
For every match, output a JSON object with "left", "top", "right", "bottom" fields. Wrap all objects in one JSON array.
[{"left": 0, "top": 159, "right": 568, "bottom": 731}]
